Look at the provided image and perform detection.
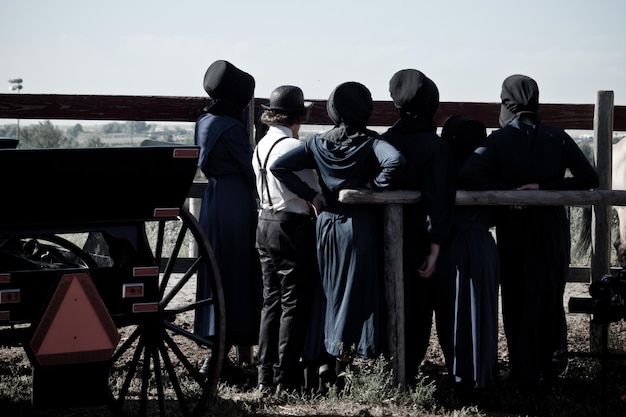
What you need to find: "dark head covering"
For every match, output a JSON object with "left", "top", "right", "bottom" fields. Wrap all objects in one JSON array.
[
  {"left": 261, "top": 85, "right": 312, "bottom": 114},
  {"left": 389, "top": 69, "right": 439, "bottom": 117},
  {"left": 326, "top": 81, "right": 373, "bottom": 128},
  {"left": 203, "top": 60, "right": 255, "bottom": 114},
  {"left": 441, "top": 115, "right": 487, "bottom": 170},
  {"left": 499, "top": 74, "right": 540, "bottom": 127}
]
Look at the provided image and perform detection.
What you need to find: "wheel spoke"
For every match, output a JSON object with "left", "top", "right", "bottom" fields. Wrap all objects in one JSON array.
[
  {"left": 161, "top": 330, "right": 207, "bottom": 384},
  {"left": 150, "top": 343, "right": 167, "bottom": 417},
  {"left": 160, "top": 256, "right": 204, "bottom": 308},
  {"left": 163, "top": 319, "right": 216, "bottom": 350},
  {"left": 157, "top": 342, "right": 191, "bottom": 417},
  {"left": 139, "top": 343, "right": 151, "bottom": 416},
  {"left": 115, "top": 333, "right": 145, "bottom": 408}
]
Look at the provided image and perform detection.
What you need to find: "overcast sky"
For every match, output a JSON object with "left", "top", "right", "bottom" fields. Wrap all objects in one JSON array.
[{"left": 1, "top": 0, "right": 625, "bottom": 105}]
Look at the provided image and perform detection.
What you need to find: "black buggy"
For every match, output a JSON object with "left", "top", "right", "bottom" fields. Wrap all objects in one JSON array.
[{"left": 0, "top": 143, "right": 225, "bottom": 417}]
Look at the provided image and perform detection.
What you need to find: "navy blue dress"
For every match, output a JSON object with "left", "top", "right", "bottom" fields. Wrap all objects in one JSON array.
[
  {"left": 271, "top": 127, "right": 404, "bottom": 359},
  {"left": 193, "top": 112, "right": 261, "bottom": 346}
]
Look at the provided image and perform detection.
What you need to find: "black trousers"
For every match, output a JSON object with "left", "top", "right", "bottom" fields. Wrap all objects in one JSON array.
[{"left": 256, "top": 209, "right": 317, "bottom": 388}]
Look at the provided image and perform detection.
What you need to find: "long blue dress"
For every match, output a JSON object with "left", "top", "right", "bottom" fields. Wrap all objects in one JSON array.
[
  {"left": 271, "top": 127, "right": 404, "bottom": 359},
  {"left": 193, "top": 112, "right": 261, "bottom": 346}
]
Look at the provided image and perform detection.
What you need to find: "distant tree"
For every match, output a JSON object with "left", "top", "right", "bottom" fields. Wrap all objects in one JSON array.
[
  {"left": 66, "top": 123, "right": 84, "bottom": 138},
  {"left": 102, "top": 122, "right": 124, "bottom": 134},
  {"left": 126, "top": 121, "right": 151, "bottom": 134},
  {"left": 19, "top": 121, "right": 76, "bottom": 148},
  {"left": 0, "top": 124, "right": 18, "bottom": 139},
  {"left": 85, "top": 136, "right": 108, "bottom": 148}
]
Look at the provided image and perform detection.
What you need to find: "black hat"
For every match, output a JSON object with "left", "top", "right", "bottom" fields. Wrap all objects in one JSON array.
[
  {"left": 203, "top": 60, "right": 255, "bottom": 110},
  {"left": 262, "top": 85, "right": 312, "bottom": 114},
  {"left": 499, "top": 74, "right": 539, "bottom": 127},
  {"left": 326, "top": 81, "right": 373, "bottom": 128},
  {"left": 389, "top": 69, "right": 439, "bottom": 116}
]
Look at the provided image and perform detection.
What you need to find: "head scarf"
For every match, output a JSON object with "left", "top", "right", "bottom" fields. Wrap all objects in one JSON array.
[
  {"left": 499, "top": 74, "right": 540, "bottom": 127},
  {"left": 326, "top": 81, "right": 373, "bottom": 128},
  {"left": 389, "top": 69, "right": 439, "bottom": 117}
]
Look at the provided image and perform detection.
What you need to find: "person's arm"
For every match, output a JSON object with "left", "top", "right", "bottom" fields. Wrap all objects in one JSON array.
[
  {"left": 418, "top": 242, "right": 440, "bottom": 278},
  {"left": 421, "top": 140, "right": 455, "bottom": 245},
  {"left": 270, "top": 142, "right": 321, "bottom": 203},
  {"left": 538, "top": 132, "right": 599, "bottom": 190},
  {"left": 458, "top": 134, "right": 510, "bottom": 190},
  {"left": 370, "top": 139, "right": 405, "bottom": 190}
]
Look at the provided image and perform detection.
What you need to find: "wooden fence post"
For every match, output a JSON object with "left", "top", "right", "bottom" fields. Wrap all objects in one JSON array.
[
  {"left": 591, "top": 90, "right": 614, "bottom": 351},
  {"left": 383, "top": 204, "right": 406, "bottom": 384}
]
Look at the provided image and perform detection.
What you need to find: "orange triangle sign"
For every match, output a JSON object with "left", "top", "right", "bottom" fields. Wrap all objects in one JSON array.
[{"left": 30, "top": 273, "right": 120, "bottom": 366}]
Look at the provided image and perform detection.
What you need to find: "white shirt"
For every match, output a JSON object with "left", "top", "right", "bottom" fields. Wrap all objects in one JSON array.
[{"left": 253, "top": 125, "right": 321, "bottom": 214}]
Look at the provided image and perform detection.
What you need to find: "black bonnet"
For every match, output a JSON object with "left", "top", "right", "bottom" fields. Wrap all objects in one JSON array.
[
  {"left": 326, "top": 81, "right": 373, "bottom": 128},
  {"left": 442, "top": 115, "right": 487, "bottom": 169},
  {"left": 499, "top": 74, "right": 539, "bottom": 127},
  {"left": 389, "top": 69, "right": 439, "bottom": 116},
  {"left": 203, "top": 60, "right": 255, "bottom": 111}
]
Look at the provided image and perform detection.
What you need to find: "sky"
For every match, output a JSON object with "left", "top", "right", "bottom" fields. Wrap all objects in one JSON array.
[{"left": 1, "top": 0, "right": 625, "bottom": 106}]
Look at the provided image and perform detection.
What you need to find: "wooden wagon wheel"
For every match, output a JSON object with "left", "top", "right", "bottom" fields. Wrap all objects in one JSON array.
[{"left": 107, "top": 206, "right": 226, "bottom": 417}]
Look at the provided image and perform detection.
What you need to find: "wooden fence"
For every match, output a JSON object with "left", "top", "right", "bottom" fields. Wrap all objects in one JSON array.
[{"left": 1, "top": 91, "right": 625, "bottom": 383}]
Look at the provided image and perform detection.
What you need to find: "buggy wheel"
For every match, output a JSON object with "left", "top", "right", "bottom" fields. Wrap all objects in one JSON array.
[{"left": 108, "top": 206, "right": 225, "bottom": 417}]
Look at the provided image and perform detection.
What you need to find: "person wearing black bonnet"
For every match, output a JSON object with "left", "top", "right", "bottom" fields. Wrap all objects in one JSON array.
[
  {"left": 460, "top": 74, "right": 599, "bottom": 392},
  {"left": 194, "top": 60, "right": 262, "bottom": 369},
  {"left": 436, "top": 115, "right": 500, "bottom": 400},
  {"left": 380, "top": 69, "right": 455, "bottom": 383},
  {"left": 271, "top": 81, "right": 404, "bottom": 393}
]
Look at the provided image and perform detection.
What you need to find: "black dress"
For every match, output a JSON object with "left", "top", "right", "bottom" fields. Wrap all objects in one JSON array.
[
  {"left": 381, "top": 117, "right": 455, "bottom": 380},
  {"left": 460, "top": 122, "right": 599, "bottom": 386}
]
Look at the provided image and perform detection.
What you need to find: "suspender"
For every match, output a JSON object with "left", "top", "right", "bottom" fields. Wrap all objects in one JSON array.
[{"left": 255, "top": 136, "right": 288, "bottom": 209}]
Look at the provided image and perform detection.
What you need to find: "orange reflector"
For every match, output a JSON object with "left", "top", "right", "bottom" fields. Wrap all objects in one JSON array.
[
  {"left": 173, "top": 148, "right": 199, "bottom": 158},
  {"left": 0, "top": 273, "right": 10, "bottom": 283},
  {"left": 154, "top": 208, "right": 179, "bottom": 218},
  {"left": 30, "top": 273, "right": 120, "bottom": 366},
  {"left": 132, "top": 302, "right": 159, "bottom": 313},
  {"left": 133, "top": 266, "right": 159, "bottom": 277},
  {"left": 0, "top": 289, "right": 20, "bottom": 304}
]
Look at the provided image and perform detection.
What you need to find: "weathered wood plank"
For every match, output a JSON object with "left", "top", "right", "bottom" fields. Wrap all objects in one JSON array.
[
  {"left": 1, "top": 94, "right": 624, "bottom": 131},
  {"left": 338, "top": 189, "right": 626, "bottom": 206}
]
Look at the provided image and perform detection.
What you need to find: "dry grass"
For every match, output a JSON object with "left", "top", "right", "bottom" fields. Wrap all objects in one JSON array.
[{"left": 2, "top": 283, "right": 625, "bottom": 417}]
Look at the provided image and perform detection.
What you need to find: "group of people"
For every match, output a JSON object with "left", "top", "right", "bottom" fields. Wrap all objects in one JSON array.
[{"left": 192, "top": 59, "right": 600, "bottom": 400}]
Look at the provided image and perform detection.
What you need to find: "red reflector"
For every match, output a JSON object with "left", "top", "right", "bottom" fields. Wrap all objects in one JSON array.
[
  {"left": 0, "top": 311, "right": 9, "bottom": 321},
  {"left": 154, "top": 208, "right": 179, "bottom": 218},
  {"left": 132, "top": 302, "right": 159, "bottom": 313},
  {"left": 0, "top": 273, "right": 10, "bottom": 284},
  {"left": 122, "top": 283, "right": 144, "bottom": 298},
  {"left": 173, "top": 148, "right": 199, "bottom": 158},
  {"left": 0, "top": 289, "right": 20, "bottom": 304},
  {"left": 133, "top": 266, "right": 159, "bottom": 277}
]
